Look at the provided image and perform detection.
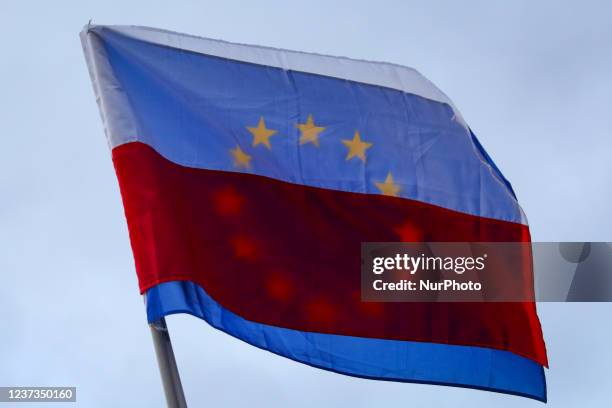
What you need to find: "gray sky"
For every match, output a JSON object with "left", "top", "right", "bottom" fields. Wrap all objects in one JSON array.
[{"left": 1, "top": 1, "right": 611, "bottom": 406}]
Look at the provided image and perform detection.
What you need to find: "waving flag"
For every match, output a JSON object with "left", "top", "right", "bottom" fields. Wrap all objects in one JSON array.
[{"left": 81, "top": 25, "right": 547, "bottom": 401}]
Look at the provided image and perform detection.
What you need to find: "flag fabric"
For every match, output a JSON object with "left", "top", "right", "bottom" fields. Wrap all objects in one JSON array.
[{"left": 81, "top": 25, "right": 547, "bottom": 401}]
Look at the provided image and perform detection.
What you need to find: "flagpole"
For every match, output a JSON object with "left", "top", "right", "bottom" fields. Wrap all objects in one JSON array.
[{"left": 150, "top": 318, "right": 188, "bottom": 408}]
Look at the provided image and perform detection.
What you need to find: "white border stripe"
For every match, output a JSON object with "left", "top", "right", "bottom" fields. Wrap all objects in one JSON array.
[{"left": 80, "top": 27, "right": 139, "bottom": 149}]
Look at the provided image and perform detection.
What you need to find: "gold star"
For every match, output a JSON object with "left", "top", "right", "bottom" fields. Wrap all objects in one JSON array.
[
  {"left": 296, "top": 114, "right": 325, "bottom": 147},
  {"left": 230, "top": 145, "right": 252, "bottom": 169},
  {"left": 375, "top": 172, "right": 401, "bottom": 197},
  {"left": 341, "top": 130, "right": 373, "bottom": 162},
  {"left": 247, "top": 117, "right": 277, "bottom": 149}
]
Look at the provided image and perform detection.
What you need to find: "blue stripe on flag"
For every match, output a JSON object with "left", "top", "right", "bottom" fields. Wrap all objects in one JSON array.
[
  {"left": 146, "top": 281, "right": 546, "bottom": 401},
  {"left": 97, "top": 29, "right": 523, "bottom": 224}
]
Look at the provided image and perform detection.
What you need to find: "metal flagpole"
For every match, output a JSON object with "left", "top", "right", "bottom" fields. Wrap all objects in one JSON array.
[{"left": 150, "top": 317, "right": 188, "bottom": 408}]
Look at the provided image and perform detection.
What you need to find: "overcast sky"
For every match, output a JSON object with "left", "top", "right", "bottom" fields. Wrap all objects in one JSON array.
[{"left": 1, "top": 1, "right": 611, "bottom": 407}]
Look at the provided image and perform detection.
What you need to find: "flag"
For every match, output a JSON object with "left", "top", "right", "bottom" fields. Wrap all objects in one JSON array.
[{"left": 81, "top": 25, "right": 547, "bottom": 401}]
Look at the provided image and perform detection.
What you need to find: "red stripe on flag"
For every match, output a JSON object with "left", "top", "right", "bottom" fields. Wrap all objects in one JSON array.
[{"left": 113, "top": 141, "right": 547, "bottom": 366}]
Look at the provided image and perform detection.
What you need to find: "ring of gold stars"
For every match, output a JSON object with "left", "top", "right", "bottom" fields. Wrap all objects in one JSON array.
[{"left": 230, "top": 114, "right": 401, "bottom": 197}]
